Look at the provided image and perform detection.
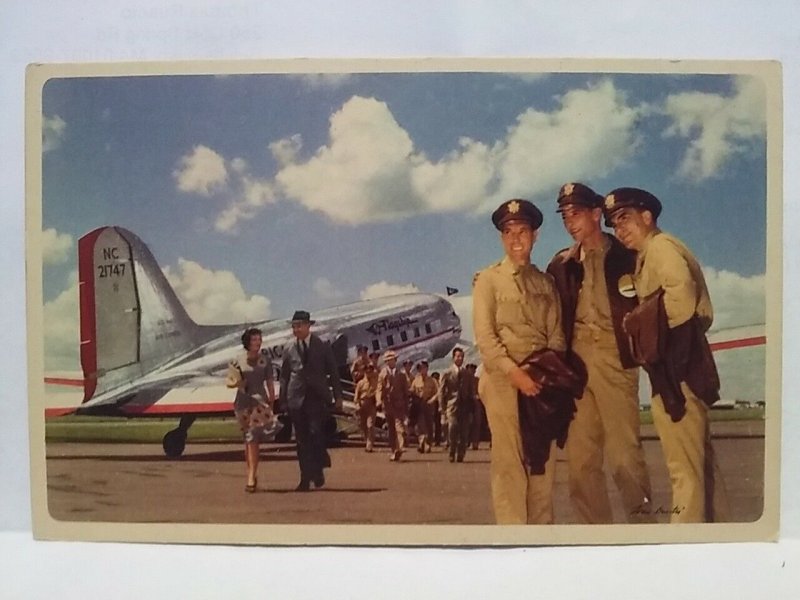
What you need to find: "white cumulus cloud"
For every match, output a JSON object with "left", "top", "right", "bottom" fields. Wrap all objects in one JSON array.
[
  {"left": 483, "top": 80, "right": 641, "bottom": 210},
  {"left": 43, "top": 114, "right": 66, "bottom": 153},
  {"left": 43, "top": 271, "right": 80, "bottom": 370},
  {"left": 274, "top": 81, "right": 641, "bottom": 224},
  {"left": 214, "top": 175, "right": 277, "bottom": 233},
  {"left": 360, "top": 281, "right": 421, "bottom": 300},
  {"left": 276, "top": 95, "right": 420, "bottom": 224},
  {"left": 173, "top": 145, "right": 229, "bottom": 196},
  {"left": 313, "top": 277, "right": 346, "bottom": 302},
  {"left": 703, "top": 267, "right": 765, "bottom": 331},
  {"left": 662, "top": 76, "right": 766, "bottom": 182},
  {"left": 42, "top": 228, "right": 74, "bottom": 265},
  {"left": 163, "top": 258, "right": 271, "bottom": 324}
]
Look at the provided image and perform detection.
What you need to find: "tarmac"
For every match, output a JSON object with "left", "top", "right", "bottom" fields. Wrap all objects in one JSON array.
[{"left": 44, "top": 420, "right": 765, "bottom": 525}]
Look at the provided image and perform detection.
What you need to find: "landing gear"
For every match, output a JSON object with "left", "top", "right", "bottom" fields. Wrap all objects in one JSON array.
[{"left": 162, "top": 415, "right": 196, "bottom": 458}]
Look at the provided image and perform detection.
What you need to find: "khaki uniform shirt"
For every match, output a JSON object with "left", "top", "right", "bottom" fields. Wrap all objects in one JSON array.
[
  {"left": 350, "top": 356, "right": 371, "bottom": 382},
  {"left": 353, "top": 374, "right": 379, "bottom": 407},
  {"left": 633, "top": 230, "right": 713, "bottom": 331},
  {"left": 411, "top": 374, "right": 439, "bottom": 405},
  {"left": 574, "top": 237, "right": 615, "bottom": 342},
  {"left": 473, "top": 256, "right": 566, "bottom": 376}
]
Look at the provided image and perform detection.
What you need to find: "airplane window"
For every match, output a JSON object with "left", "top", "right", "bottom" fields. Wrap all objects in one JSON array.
[
  {"left": 425, "top": 323, "right": 432, "bottom": 334},
  {"left": 372, "top": 339, "right": 380, "bottom": 351},
  {"left": 387, "top": 334, "right": 394, "bottom": 346},
  {"left": 400, "top": 331, "right": 408, "bottom": 342},
  {"left": 414, "top": 327, "right": 420, "bottom": 338}
]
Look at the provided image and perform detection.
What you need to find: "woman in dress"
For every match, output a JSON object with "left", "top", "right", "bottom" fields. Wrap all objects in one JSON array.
[{"left": 227, "top": 327, "right": 277, "bottom": 493}]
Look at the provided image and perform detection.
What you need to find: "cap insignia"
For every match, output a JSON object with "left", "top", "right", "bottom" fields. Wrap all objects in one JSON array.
[
  {"left": 508, "top": 200, "right": 520, "bottom": 214},
  {"left": 562, "top": 183, "right": 574, "bottom": 196},
  {"left": 604, "top": 194, "right": 616, "bottom": 210}
]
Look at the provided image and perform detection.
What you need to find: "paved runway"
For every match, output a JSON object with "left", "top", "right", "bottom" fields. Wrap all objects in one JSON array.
[{"left": 45, "top": 421, "right": 765, "bottom": 525}]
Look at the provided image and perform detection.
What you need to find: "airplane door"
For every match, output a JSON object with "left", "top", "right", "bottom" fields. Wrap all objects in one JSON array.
[{"left": 93, "top": 228, "right": 140, "bottom": 372}]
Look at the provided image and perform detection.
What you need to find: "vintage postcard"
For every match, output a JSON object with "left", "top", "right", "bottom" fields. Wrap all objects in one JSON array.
[{"left": 26, "top": 58, "right": 781, "bottom": 545}]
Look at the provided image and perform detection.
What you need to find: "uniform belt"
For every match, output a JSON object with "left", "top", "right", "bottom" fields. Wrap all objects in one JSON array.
[{"left": 573, "top": 324, "right": 616, "bottom": 343}]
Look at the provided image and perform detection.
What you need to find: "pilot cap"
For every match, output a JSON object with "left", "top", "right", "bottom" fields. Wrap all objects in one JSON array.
[
  {"left": 556, "top": 182, "right": 603, "bottom": 212},
  {"left": 491, "top": 199, "right": 543, "bottom": 231},
  {"left": 603, "top": 187, "right": 662, "bottom": 226}
]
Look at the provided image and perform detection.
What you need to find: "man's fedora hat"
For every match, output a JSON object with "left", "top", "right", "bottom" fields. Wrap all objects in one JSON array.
[{"left": 289, "top": 310, "right": 315, "bottom": 324}]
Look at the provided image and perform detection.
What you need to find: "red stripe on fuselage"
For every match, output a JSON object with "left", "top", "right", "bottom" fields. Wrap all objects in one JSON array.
[
  {"left": 44, "top": 407, "right": 78, "bottom": 417},
  {"left": 709, "top": 336, "right": 766, "bottom": 352},
  {"left": 120, "top": 402, "right": 233, "bottom": 415},
  {"left": 44, "top": 377, "right": 85, "bottom": 387}
]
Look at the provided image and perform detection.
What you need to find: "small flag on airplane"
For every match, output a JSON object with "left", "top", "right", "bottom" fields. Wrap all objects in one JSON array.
[{"left": 446, "top": 286, "right": 458, "bottom": 296}]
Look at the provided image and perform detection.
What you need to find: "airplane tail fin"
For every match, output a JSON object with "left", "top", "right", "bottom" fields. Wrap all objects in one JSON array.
[{"left": 78, "top": 226, "right": 204, "bottom": 402}]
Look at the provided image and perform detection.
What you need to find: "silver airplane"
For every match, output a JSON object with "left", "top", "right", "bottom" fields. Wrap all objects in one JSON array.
[{"left": 45, "top": 226, "right": 462, "bottom": 457}]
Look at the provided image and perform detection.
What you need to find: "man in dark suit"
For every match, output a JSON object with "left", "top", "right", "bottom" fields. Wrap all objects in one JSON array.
[{"left": 279, "top": 310, "right": 343, "bottom": 492}]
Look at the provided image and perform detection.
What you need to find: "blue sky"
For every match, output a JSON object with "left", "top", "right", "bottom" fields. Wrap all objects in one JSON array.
[{"left": 40, "top": 70, "right": 769, "bottom": 399}]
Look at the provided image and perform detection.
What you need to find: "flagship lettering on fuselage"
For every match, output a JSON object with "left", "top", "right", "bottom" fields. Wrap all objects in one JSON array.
[{"left": 365, "top": 316, "right": 418, "bottom": 336}]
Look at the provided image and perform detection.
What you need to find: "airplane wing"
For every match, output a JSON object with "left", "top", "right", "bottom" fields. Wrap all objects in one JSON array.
[{"left": 706, "top": 324, "right": 766, "bottom": 352}]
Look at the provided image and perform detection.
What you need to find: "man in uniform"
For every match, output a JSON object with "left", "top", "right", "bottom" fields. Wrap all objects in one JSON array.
[
  {"left": 438, "top": 348, "right": 477, "bottom": 462},
  {"left": 402, "top": 359, "right": 417, "bottom": 439},
  {"left": 377, "top": 350, "right": 410, "bottom": 461},
  {"left": 410, "top": 360, "right": 439, "bottom": 453},
  {"left": 604, "top": 187, "right": 730, "bottom": 523},
  {"left": 353, "top": 362, "right": 379, "bottom": 452},
  {"left": 546, "top": 182, "right": 654, "bottom": 524},
  {"left": 473, "top": 199, "right": 566, "bottom": 524},
  {"left": 350, "top": 345, "right": 371, "bottom": 385},
  {"left": 368, "top": 351, "right": 381, "bottom": 369},
  {"left": 430, "top": 371, "right": 443, "bottom": 446}
]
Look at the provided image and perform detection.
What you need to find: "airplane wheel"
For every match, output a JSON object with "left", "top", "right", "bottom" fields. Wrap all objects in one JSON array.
[{"left": 162, "top": 428, "right": 187, "bottom": 458}]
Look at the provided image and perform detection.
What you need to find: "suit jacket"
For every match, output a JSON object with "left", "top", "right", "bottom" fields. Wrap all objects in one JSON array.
[
  {"left": 437, "top": 364, "right": 477, "bottom": 417},
  {"left": 547, "top": 234, "right": 639, "bottom": 368},
  {"left": 279, "top": 333, "right": 343, "bottom": 412},
  {"left": 377, "top": 366, "right": 409, "bottom": 413}
]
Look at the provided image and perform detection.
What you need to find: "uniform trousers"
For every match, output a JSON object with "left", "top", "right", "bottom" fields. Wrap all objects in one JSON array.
[
  {"left": 567, "top": 335, "right": 654, "bottom": 523},
  {"left": 415, "top": 401, "right": 436, "bottom": 449},
  {"left": 384, "top": 402, "right": 408, "bottom": 454},
  {"left": 651, "top": 383, "right": 731, "bottom": 523},
  {"left": 446, "top": 404, "right": 473, "bottom": 460},
  {"left": 480, "top": 373, "right": 556, "bottom": 524},
  {"left": 357, "top": 397, "right": 377, "bottom": 449}
]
